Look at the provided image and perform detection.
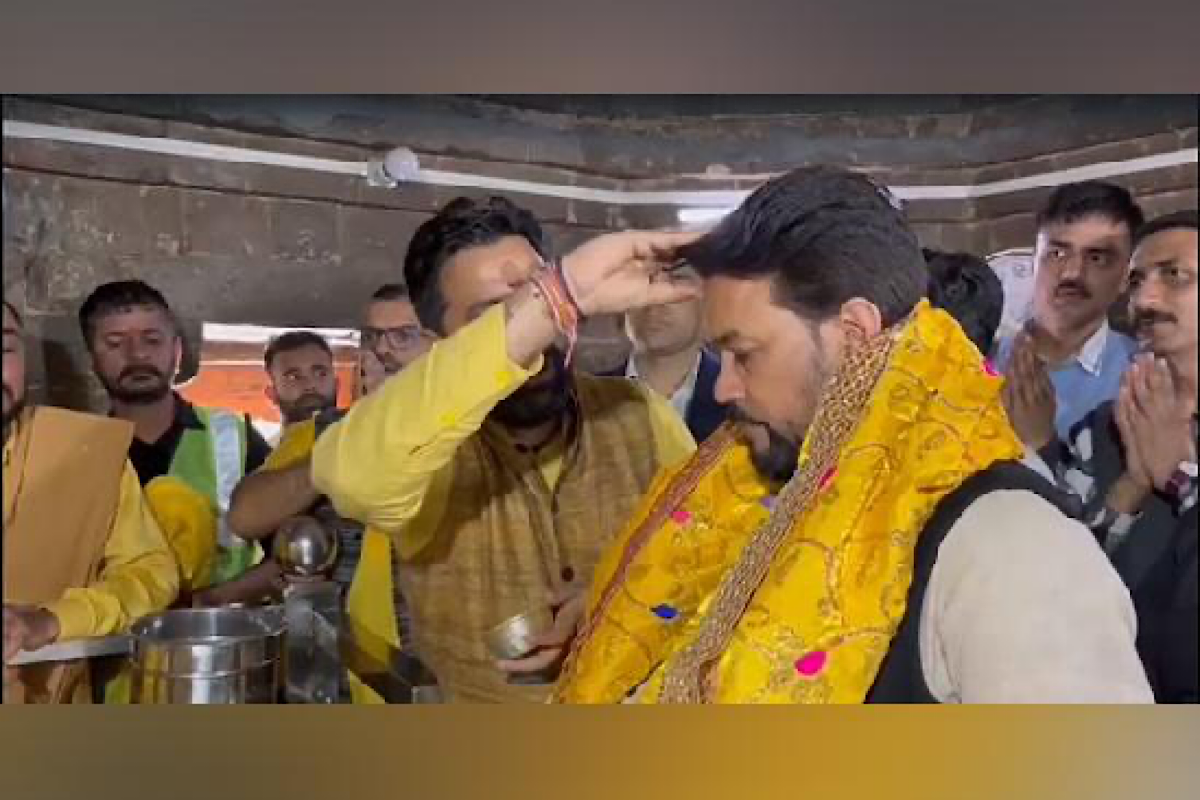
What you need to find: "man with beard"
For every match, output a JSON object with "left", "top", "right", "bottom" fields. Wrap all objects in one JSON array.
[
  {"left": 606, "top": 263, "right": 728, "bottom": 443},
  {"left": 228, "top": 327, "right": 420, "bottom": 701},
  {"left": 1000, "top": 181, "right": 1143, "bottom": 445},
  {"left": 225, "top": 311, "right": 415, "bottom": 552},
  {"left": 311, "top": 195, "right": 697, "bottom": 702},
  {"left": 263, "top": 330, "right": 340, "bottom": 426},
  {"left": 1035, "top": 211, "right": 1197, "bottom": 702},
  {"left": 194, "top": 330, "right": 345, "bottom": 609},
  {"left": 551, "top": 166, "right": 1151, "bottom": 704},
  {"left": 78, "top": 281, "right": 272, "bottom": 591},
  {"left": 228, "top": 287, "right": 430, "bottom": 619},
  {"left": 3, "top": 299, "right": 177, "bottom": 703}
]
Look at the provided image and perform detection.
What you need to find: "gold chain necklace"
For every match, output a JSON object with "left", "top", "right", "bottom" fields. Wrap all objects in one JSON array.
[{"left": 658, "top": 324, "right": 901, "bottom": 703}]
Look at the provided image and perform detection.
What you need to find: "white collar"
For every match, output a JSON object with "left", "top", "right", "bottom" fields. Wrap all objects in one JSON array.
[
  {"left": 1076, "top": 321, "right": 1111, "bottom": 376},
  {"left": 627, "top": 352, "right": 703, "bottom": 418}
]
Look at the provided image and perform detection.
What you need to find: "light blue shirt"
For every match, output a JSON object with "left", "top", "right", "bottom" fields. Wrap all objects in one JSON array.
[{"left": 994, "top": 321, "right": 1137, "bottom": 440}]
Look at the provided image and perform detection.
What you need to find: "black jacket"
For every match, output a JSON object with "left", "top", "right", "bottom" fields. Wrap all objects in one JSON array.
[{"left": 1133, "top": 506, "right": 1198, "bottom": 703}]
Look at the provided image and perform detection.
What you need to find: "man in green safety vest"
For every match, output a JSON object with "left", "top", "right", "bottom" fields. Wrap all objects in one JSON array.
[{"left": 79, "top": 281, "right": 272, "bottom": 599}]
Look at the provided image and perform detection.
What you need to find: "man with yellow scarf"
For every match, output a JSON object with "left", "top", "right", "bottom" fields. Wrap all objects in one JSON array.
[{"left": 553, "top": 167, "right": 1153, "bottom": 703}]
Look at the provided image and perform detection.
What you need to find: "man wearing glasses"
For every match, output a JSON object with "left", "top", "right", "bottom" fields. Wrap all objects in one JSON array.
[
  {"left": 358, "top": 284, "right": 433, "bottom": 395},
  {"left": 228, "top": 283, "right": 436, "bottom": 551}
]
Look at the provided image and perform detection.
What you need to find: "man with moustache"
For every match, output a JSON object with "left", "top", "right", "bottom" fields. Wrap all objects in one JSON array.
[
  {"left": 1000, "top": 182, "right": 1143, "bottom": 445},
  {"left": 78, "top": 281, "right": 272, "bottom": 590},
  {"left": 226, "top": 331, "right": 341, "bottom": 552},
  {"left": 552, "top": 167, "right": 1151, "bottom": 704},
  {"left": 229, "top": 328, "right": 423, "bottom": 700},
  {"left": 608, "top": 263, "right": 728, "bottom": 443},
  {"left": 1035, "top": 211, "right": 1197, "bottom": 702},
  {"left": 263, "top": 330, "right": 340, "bottom": 427},
  {"left": 226, "top": 308, "right": 423, "bottom": 552},
  {"left": 225, "top": 288, "right": 431, "bottom": 644},
  {"left": 3, "top": 299, "right": 177, "bottom": 703},
  {"left": 312, "top": 196, "right": 697, "bottom": 702},
  {"left": 197, "top": 330, "right": 345, "bottom": 609}
]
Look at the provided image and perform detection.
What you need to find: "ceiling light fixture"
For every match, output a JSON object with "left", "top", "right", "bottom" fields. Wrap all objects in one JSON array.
[{"left": 365, "top": 147, "right": 421, "bottom": 188}]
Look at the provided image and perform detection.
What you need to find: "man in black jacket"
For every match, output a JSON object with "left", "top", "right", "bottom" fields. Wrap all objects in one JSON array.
[{"left": 1133, "top": 506, "right": 1197, "bottom": 703}]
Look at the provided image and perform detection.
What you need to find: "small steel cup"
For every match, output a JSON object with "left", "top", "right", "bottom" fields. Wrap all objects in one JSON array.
[{"left": 484, "top": 606, "right": 553, "bottom": 661}]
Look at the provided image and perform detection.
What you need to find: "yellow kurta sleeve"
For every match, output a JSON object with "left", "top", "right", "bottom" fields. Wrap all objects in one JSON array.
[
  {"left": 263, "top": 419, "right": 317, "bottom": 471},
  {"left": 312, "top": 304, "right": 539, "bottom": 543},
  {"left": 144, "top": 476, "right": 218, "bottom": 592},
  {"left": 642, "top": 384, "right": 697, "bottom": 469},
  {"left": 43, "top": 462, "right": 180, "bottom": 640}
]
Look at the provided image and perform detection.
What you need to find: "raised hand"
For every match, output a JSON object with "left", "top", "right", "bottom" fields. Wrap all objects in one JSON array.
[
  {"left": 1117, "top": 354, "right": 1196, "bottom": 492},
  {"left": 561, "top": 230, "right": 702, "bottom": 317}
]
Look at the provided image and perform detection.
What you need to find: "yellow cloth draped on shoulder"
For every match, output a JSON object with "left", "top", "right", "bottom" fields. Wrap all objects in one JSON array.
[{"left": 554, "top": 302, "right": 1023, "bottom": 703}]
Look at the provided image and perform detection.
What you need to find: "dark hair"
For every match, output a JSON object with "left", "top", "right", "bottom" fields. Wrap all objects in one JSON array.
[
  {"left": 403, "top": 196, "right": 548, "bottom": 332},
  {"left": 78, "top": 279, "right": 175, "bottom": 347},
  {"left": 264, "top": 330, "right": 333, "bottom": 370},
  {"left": 680, "top": 166, "right": 927, "bottom": 326},
  {"left": 371, "top": 283, "right": 411, "bottom": 302},
  {"left": 1036, "top": 181, "right": 1145, "bottom": 235},
  {"left": 1133, "top": 209, "right": 1199, "bottom": 247},
  {"left": 922, "top": 248, "right": 1004, "bottom": 355}
]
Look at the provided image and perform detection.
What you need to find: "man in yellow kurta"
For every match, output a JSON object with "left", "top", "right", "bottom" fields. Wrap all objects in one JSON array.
[
  {"left": 227, "top": 326, "right": 407, "bottom": 703},
  {"left": 312, "top": 196, "right": 698, "bottom": 702},
  {"left": 3, "top": 300, "right": 179, "bottom": 704},
  {"left": 553, "top": 167, "right": 1153, "bottom": 704}
]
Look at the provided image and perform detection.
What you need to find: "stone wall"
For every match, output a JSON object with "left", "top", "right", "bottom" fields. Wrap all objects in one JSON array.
[
  {"left": 4, "top": 95, "right": 1196, "bottom": 411},
  {"left": 2, "top": 98, "right": 629, "bottom": 409}
]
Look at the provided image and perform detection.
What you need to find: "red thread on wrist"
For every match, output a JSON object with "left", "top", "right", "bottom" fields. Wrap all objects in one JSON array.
[{"left": 531, "top": 265, "right": 580, "bottom": 366}]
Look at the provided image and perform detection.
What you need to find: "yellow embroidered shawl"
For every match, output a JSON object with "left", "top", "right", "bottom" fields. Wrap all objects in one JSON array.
[{"left": 555, "top": 302, "right": 1021, "bottom": 703}]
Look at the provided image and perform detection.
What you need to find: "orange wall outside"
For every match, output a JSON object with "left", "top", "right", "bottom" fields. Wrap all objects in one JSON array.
[{"left": 180, "top": 358, "right": 358, "bottom": 424}]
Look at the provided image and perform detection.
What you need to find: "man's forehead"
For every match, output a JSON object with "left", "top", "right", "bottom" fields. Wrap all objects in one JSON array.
[
  {"left": 273, "top": 344, "right": 333, "bottom": 368},
  {"left": 701, "top": 276, "right": 775, "bottom": 343},
  {"left": 94, "top": 304, "right": 173, "bottom": 331},
  {"left": 446, "top": 236, "right": 541, "bottom": 286},
  {"left": 366, "top": 298, "right": 418, "bottom": 326},
  {"left": 1039, "top": 216, "right": 1131, "bottom": 247},
  {"left": 1134, "top": 228, "right": 1198, "bottom": 266}
]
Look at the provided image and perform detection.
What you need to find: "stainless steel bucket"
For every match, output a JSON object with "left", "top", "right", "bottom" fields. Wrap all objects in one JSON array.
[{"left": 130, "top": 607, "right": 286, "bottom": 704}]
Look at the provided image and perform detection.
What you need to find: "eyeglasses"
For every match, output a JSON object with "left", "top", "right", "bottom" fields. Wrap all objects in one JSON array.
[{"left": 360, "top": 325, "right": 425, "bottom": 349}]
